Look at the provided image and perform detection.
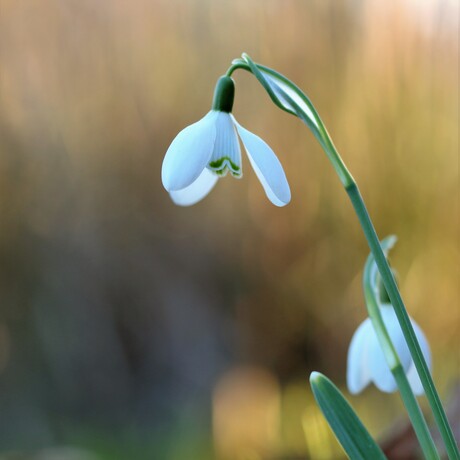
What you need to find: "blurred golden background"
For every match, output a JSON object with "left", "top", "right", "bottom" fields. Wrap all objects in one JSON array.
[{"left": 0, "top": 0, "right": 458, "bottom": 459}]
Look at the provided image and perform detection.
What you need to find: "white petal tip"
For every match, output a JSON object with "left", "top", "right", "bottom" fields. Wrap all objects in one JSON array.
[
  {"left": 346, "top": 372, "right": 368, "bottom": 395},
  {"left": 168, "top": 168, "right": 218, "bottom": 206},
  {"left": 271, "top": 192, "right": 291, "bottom": 207},
  {"left": 234, "top": 121, "right": 291, "bottom": 207},
  {"left": 347, "top": 385, "right": 363, "bottom": 395}
]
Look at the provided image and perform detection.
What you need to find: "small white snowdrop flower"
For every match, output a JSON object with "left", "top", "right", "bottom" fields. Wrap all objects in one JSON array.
[
  {"left": 161, "top": 76, "right": 291, "bottom": 206},
  {"left": 347, "top": 304, "right": 431, "bottom": 395}
]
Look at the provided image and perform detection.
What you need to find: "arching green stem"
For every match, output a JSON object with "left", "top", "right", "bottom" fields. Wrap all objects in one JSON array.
[
  {"left": 346, "top": 183, "right": 458, "bottom": 460},
  {"left": 229, "top": 54, "right": 459, "bottom": 460}
]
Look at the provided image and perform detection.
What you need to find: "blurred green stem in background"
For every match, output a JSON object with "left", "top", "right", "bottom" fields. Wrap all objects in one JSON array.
[
  {"left": 227, "top": 54, "right": 459, "bottom": 460},
  {"left": 363, "top": 236, "right": 438, "bottom": 459}
]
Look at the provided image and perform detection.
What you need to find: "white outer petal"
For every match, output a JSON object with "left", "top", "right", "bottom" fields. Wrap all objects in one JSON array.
[
  {"left": 162, "top": 111, "right": 218, "bottom": 192},
  {"left": 368, "top": 306, "right": 412, "bottom": 393},
  {"left": 347, "top": 317, "right": 373, "bottom": 394},
  {"left": 405, "top": 320, "right": 431, "bottom": 395},
  {"left": 367, "top": 326, "right": 397, "bottom": 392},
  {"left": 169, "top": 168, "right": 218, "bottom": 206},
  {"left": 233, "top": 117, "right": 291, "bottom": 206}
]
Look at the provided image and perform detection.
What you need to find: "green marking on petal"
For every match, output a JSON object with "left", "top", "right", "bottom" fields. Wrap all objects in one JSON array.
[{"left": 208, "top": 156, "right": 241, "bottom": 177}]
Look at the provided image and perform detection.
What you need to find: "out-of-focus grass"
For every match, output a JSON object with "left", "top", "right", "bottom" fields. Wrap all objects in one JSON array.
[{"left": 0, "top": 0, "right": 458, "bottom": 458}]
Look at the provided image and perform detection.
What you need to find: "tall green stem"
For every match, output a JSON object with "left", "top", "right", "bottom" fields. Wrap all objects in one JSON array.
[
  {"left": 364, "top": 237, "right": 438, "bottom": 459},
  {"left": 347, "top": 183, "right": 458, "bottom": 460},
  {"left": 393, "top": 365, "right": 439, "bottom": 459},
  {"left": 230, "top": 55, "right": 459, "bottom": 459}
]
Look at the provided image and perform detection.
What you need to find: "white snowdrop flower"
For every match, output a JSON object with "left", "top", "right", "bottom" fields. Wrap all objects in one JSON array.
[
  {"left": 347, "top": 304, "right": 431, "bottom": 395},
  {"left": 161, "top": 76, "right": 291, "bottom": 207}
]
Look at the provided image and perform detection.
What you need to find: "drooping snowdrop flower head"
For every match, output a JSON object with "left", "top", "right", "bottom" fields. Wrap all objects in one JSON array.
[
  {"left": 161, "top": 76, "right": 291, "bottom": 206},
  {"left": 347, "top": 304, "right": 431, "bottom": 395}
]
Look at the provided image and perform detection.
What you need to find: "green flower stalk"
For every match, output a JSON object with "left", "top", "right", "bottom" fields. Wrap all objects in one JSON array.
[
  {"left": 226, "top": 53, "right": 458, "bottom": 460},
  {"left": 350, "top": 236, "right": 438, "bottom": 459},
  {"left": 161, "top": 53, "right": 459, "bottom": 459}
]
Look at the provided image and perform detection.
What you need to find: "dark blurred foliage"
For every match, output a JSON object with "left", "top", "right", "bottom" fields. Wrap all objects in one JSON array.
[{"left": 0, "top": 0, "right": 458, "bottom": 459}]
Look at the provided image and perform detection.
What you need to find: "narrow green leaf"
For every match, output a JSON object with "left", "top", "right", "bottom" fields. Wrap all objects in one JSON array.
[{"left": 310, "top": 372, "right": 387, "bottom": 460}]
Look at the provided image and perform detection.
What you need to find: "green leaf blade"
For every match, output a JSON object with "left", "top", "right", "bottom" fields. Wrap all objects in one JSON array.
[{"left": 310, "top": 372, "right": 387, "bottom": 460}]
